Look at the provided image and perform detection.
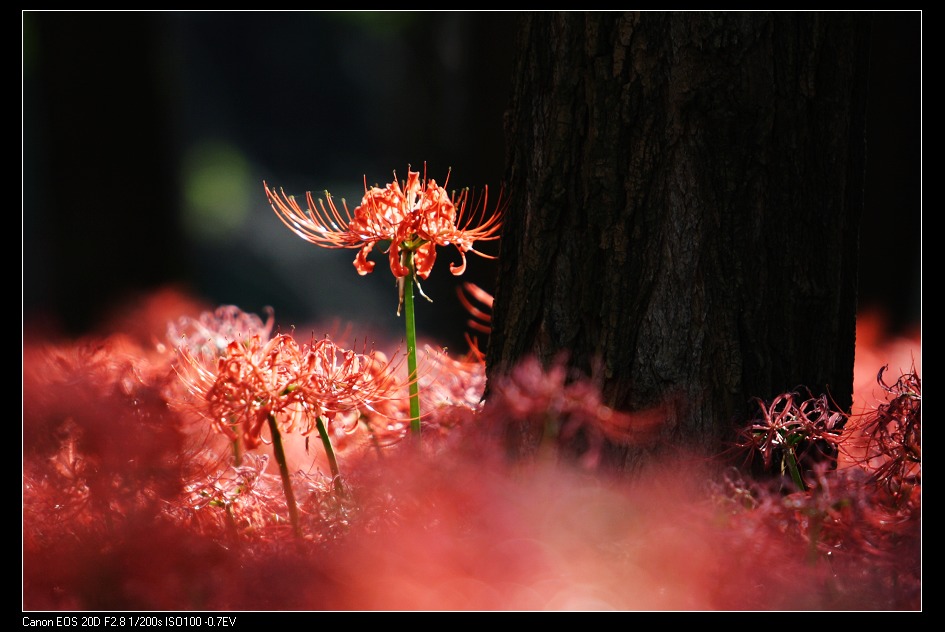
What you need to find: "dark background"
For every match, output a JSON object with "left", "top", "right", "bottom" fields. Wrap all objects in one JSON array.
[{"left": 22, "top": 11, "right": 921, "bottom": 352}]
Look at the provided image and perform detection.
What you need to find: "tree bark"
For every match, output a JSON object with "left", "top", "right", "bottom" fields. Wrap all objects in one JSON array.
[{"left": 487, "top": 12, "right": 870, "bottom": 472}]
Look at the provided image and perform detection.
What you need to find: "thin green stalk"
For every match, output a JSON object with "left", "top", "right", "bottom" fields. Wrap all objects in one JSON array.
[
  {"left": 402, "top": 252, "right": 422, "bottom": 438},
  {"left": 267, "top": 413, "right": 301, "bottom": 539},
  {"left": 314, "top": 415, "right": 345, "bottom": 497},
  {"left": 783, "top": 449, "right": 807, "bottom": 492}
]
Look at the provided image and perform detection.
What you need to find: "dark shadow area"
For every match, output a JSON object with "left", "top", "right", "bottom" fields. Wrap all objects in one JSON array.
[{"left": 23, "top": 11, "right": 920, "bottom": 348}]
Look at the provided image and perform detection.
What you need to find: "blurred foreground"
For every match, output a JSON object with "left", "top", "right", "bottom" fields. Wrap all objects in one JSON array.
[{"left": 22, "top": 288, "right": 921, "bottom": 611}]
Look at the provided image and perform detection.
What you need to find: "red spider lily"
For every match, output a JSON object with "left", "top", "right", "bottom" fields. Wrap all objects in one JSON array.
[
  {"left": 23, "top": 290, "right": 923, "bottom": 610},
  {"left": 178, "top": 451, "right": 276, "bottom": 539},
  {"left": 478, "top": 356, "right": 664, "bottom": 468},
  {"left": 734, "top": 390, "right": 847, "bottom": 490},
  {"left": 176, "top": 334, "right": 299, "bottom": 449},
  {"left": 264, "top": 165, "right": 503, "bottom": 282},
  {"left": 842, "top": 364, "right": 921, "bottom": 506},
  {"left": 300, "top": 336, "right": 410, "bottom": 430},
  {"left": 176, "top": 333, "right": 408, "bottom": 450},
  {"left": 166, "top": 304, "right": 274, "bottom": 361},
  {"left": 415, "top": 344, "right": 487, "bottom": 434}
]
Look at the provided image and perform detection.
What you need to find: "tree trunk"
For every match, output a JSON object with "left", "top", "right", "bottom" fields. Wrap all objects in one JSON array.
[{"left": 487, "top": 12, "right": 870, "bottom": 472}]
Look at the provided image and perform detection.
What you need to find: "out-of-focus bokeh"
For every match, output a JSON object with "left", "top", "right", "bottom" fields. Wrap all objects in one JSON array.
[{"left": 22, "top": 11, "right": 921, "bottom": 352}]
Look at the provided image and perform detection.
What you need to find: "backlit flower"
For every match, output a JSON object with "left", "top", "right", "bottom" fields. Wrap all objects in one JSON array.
[
  {"left": 166, "top": 304, "right": 275, "bottom": 361},
  {"left": 176, "top": 332, "right": 408, "bottom": 450},
  {"left": 264, "top": 165, "right": 503, "bottom": 280}
]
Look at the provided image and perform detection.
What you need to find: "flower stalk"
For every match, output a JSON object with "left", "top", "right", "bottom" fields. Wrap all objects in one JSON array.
[
  {"left": 175, "top": 327, "right": 409, "bottom": 540},
  {"left": 402, "top": 251, "right": 422, "bottom": 437},
  {"left": 780, "top": 434, "right": 807, "bottom": 491},
  {"left": 264, "top": 164, "right": 504, "bottom": 446},
  {"left": 314, "top": 415, "right": 344, "bottom": 496},
  {"left": 267, "top": 413, "right": 301, "bottom": 539}
]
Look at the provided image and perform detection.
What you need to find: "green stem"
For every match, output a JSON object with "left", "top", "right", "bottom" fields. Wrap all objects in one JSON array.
[
  {"left": 315, "top": 415, "right": 345, "bottom": 497},
  {"left": 267, "top": 413, "right": 301, "bottom": 539},
  {"left": 403, "top": 253, "right": 422, "bottom": 438},
  {"left": 783, "top": 449, "right": 807, "bottom": 492}
]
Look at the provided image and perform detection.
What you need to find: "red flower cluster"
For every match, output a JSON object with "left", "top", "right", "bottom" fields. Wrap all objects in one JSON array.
[
  {"left": 176, "top": 333, "right": 408, "bottom": 450},
  {"left": 264, "top": 165, "right": 503, "bottom": 280},
  {"left": 478, "top": 356, "right": 665, "bottom": 469},
  {"left": 734, "top": 390, "right": 847, "bottom": 488},
  {"left": 22, "top": 295, "right": 923, "bottom": 610},
  {"left": 845, "top": 364, "right": 921, "bottom": 505}
]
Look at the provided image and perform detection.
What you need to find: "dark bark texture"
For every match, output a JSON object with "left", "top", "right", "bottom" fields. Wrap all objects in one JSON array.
[{"left": 487, "top": 12, "right": 870, "bottom": 472}]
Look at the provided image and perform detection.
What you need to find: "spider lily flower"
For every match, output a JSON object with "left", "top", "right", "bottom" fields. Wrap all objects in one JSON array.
[
  {"left": 299, "top": 336, "right": 409, "bottom": 427},
  {"left": 176, "top": 333, "right": 408, "bottom": 450},
  {"left": 264, "top": 165, "right": 504, "bottom": 282},
  {"left": 733, "top": 390, "right": 846, "bottom": 490},
  {"left": 166, "top": 304, "right": 275, "bottom": 360},
  {"left": 176, "top": 334, "right": 303, "bottom": 449}
]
